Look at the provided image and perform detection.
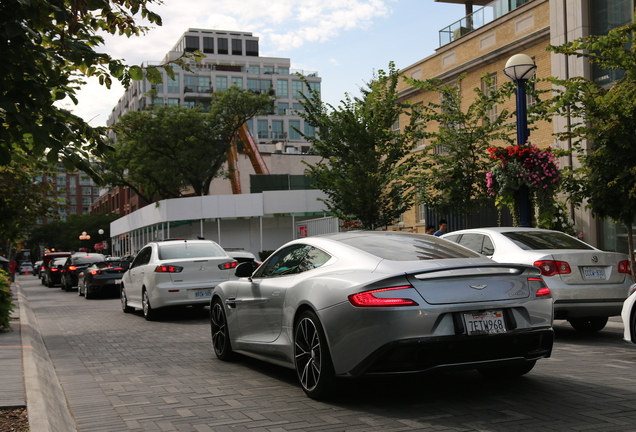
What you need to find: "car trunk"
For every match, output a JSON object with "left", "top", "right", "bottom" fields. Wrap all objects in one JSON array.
[
  {"left": 165, "top": 258, "right": 231, "bottom": 285},
  {"left": 537, "top": 250, "right": 628, "bottom": 285},
  {"left": 407, "top": 266, "right": 531, "bottom": 305}
]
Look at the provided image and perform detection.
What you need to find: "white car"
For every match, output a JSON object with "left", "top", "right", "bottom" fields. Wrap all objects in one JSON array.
[
  {"left": 621, "top": 284, "right": 636, "bottom": 343},
  {"left": 442, "top": 227, "right": 633, "bottom": 332},
  {"left": 120, "top": 239, "right": 238, "bottom": 320}
]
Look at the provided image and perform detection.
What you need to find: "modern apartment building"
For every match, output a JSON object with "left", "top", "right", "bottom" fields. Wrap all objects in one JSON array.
[
  {"left": 394, "top": 0, "right": 633, "bottom": 251},
  {"left": 106, "top": 28, "right": 321, "bottom": 155}
]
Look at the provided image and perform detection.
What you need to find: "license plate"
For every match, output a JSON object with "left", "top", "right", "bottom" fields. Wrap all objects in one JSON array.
[
  {"left": 583, "top": 267, "right": 605, "bottom": 280},
  {"left": 115, "top": 279, "right": 122, "bottom": 285},
  {"left": 464, "top": 310, "right": 506, "bottom": 335},
  {"left": 194, "top": 289, "right": 212, "bottom": 298}
]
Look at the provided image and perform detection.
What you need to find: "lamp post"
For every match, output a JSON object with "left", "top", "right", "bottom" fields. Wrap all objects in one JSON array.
[
  {"left": 98, "top": 228, "right": 107, "bottom": 252},
  {"left": 504, "top": 53, "right": 537, "bottom": 228},
  {"left": 79, "top": 231, "right": 91, "bottom": 252}
]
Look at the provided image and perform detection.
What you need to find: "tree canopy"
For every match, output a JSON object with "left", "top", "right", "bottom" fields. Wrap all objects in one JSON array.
[
  {"left": 548, "top": 17, "right": 636, "bottom": 270},
  {"left": 297, "top": 63, "right": 421, "bottom": 230},
  {"left": 0, "top": 0, "right": 171, "bottom": 171},
  {"left": 101, "top": 88, "right": 275, "bottom": 200}
]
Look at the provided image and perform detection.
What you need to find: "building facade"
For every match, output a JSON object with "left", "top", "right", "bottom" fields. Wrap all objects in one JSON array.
[
  {"left": 394, "top": 0, "right": 632, "bottom": 251},
  {"left": 106, "top": 28, "right": 321, "bottom": 155},
  {"left": 36, "top": 166, "right": 101, "bottom": 223}
]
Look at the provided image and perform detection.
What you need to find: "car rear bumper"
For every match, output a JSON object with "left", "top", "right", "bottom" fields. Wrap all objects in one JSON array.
[
  {"left": 346, "top": 328, "right": 554, "bottom": 377},
  {"left": 553, "top": 299, "right": 625, "bottom": 319}
]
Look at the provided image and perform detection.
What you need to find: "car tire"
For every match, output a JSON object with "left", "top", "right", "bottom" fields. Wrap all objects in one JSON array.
[
  {"left": 142, "top": 289, "right": 157, "bottom": 321},
  {"left": 121, "top": 287, "right": 133, "bottom": 314},
  {"left": 294, "top": 310, "right": 335, "bottom": 400},
  {"left": 210, "top": 299, "right": 235, "bottom": 361},
  {"left": 630, "top": 307, "right": 636, "bottom": 344},
  {"left": 85, "top": 286, "right": 92, "bottom": 299},
  {"left": 568, "top": 316, "right": 608, "bottom": 332},
  {"left": 478, "top": 360, "right": 536, "bottom": 378},
  {"left": 78, "top": 283, "right": 83, "bottom": 296}
]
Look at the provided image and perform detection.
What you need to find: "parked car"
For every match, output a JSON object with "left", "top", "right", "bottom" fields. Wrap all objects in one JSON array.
[
  {"left": 43, "top": 257, "right": 68, "bottom": 287},
  {"left": 40, "top": 252, "right": 71, "bottom": 286},
  {"left": 18, "top": 262, "right": 33, "bottom": 275},
  {"left": 621, "top": 284, "right": 636, "bottom": 344},
  {"left": 442, "top": 227, "right": 633, "bottom": 332},
  {"left": 78, "top": 258, "right": 130, "bottom": 299},
  {"left": 60, "top": 252, "right": 106, "bottom": 291},
  {"left": 120, "top": 239, "right": 237, "bottom": 320},
  {"left": 224, "top": 248, "right": 261, "bottom": 265},
  {"left": 210, "top": 231, "right": 554, "bottom": 399},
  {"left": 33, "top": 260, "right": 43, "bottom": 277}
]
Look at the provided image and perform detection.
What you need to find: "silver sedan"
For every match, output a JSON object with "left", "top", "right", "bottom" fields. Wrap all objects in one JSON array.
[
  {"left": 210, "top": 231, "right": 554, "bottom": 399},
  {"left": 443, "top": 227, "right": 633, "bottom": 332}
]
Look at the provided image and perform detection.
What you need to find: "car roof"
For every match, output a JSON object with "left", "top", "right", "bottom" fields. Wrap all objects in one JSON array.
[{"left": 442, "top": 227, "right": 558, "bottom": 235}]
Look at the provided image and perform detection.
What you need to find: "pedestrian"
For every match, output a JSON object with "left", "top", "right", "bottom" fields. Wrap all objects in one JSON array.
[
  {"left": 425, "top": 225, "right": 436, "bottom": 235},
  {"left": 433, "top": 219, "right": 448, "bottom": 237}
]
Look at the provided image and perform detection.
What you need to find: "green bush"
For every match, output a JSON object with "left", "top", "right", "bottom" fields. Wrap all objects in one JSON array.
[{"left": 0, "top": 269, "right": 15, "bottom": 331}]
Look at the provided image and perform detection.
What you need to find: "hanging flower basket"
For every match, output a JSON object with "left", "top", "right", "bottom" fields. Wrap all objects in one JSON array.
[{"left": 486, "top": 143, "right": 561, "bottom": 226}]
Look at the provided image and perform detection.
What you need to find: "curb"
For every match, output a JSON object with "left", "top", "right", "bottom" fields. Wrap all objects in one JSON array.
[{"left": 17, "top": 282, "right": 78, "bottom": 431}]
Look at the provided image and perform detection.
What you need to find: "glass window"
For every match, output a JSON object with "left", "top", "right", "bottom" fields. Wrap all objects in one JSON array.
[
  {"left": 257, "top": 120, "right": 268, "bottom": 139},
  {"left": 185, "top": 36, "right": 199, "bottom": 52},
  {"left": 277, "top": 102, "right": 288, "bottom": 115},
  {"left": 271, "top": 120, "right": 284, "bottom": 139},
  {"left": 93, "top": 187, "right": 99, "bottom": 195},
  {"left": 203, "top": 37, "right": 214, "bottom": 54},
  {"left": 167, "top": 76, "right": 179, "bottom": 93},
  {"left": 167, "top": 98, "right": 180, "bottom": 106},
  {"left": 70, "top": 197, "right": 77, "bottom": 205},
  {"left": 263, "top": 66, "right": 275, "bottom": 74},
  {"left": 56, "top": 176, "right": 66, "bottom": 185},
  {"left": 131, "top": 247, "right": 152, "bottom": 268},
  {"left": 336, "top": 232, "right": 481, "bottom": 260},
  {"left": 69, "top": 187, "right": 76, "bottom": 196},
  {"left": 246, "top": 40, "right": 258, "bottom": 56},
  {"left": 158, "top": 242, "right": 226, "bottom": 260},
  {"left": 307, "top": 81, "right": 320, "bottom": 97},
  {"left": 255, "top": 245, "right": 330, "bottom": 277},
  {"left": 231, "top": 77, "right": 243, "bottom": 88},
  {"left": 80, "top": 176, "right": 92, "bottom": 185},
  {"left": 502, "top": 231, "right": 594, "bottom": 250},
  {"left": 232, "top": 39, "right": 242, "bottom": 55},
  {"left": 155, "top": 81, "right": 163, "bottom": 93},
  {"left": 303, "top": 122, "right": 315, "bottom": 138},
  {"left": 292, "top": 80, "right": 303, "bottom": 98},
  {"left": 482, "top": 74, "right": 497, "bottom": 124},
  {"left": 289, "top": 120, "right": 301, "bottom": 140},
  {"left": 82, "top": 197, "right": 91, "bottom": 205},
  {"left": 249, "top": 65, "right": 260, "bottom": 74},
  {"left": 218, "top": 38, "right": 228, "bottom": 54},
  {"left": 216, "top": 76, "right": 228, "bottom": 91},
  {"left": 184, "top": 101, "right": 196, "bottom": 109},
  {"left": 278, "top": 67, "right": 289, "bottom": 75},
  {"left": 152, "top": 97, "right": 163, "bottom": 106},
  {"left": 277, "top": 80, "right": 288, "bottom": 98},
  {"left": 82, "top": 187, "right": 91, "bottom": 195}
]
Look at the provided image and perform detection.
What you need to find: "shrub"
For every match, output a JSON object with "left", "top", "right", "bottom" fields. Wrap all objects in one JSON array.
[{"left": 0, "top": 270, "right": 15, "bottom": 331}]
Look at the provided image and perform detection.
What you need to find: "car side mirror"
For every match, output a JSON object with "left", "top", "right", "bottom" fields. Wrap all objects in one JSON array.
[{"left": 235, "top": 262, "right": 258, "bottom": 278}]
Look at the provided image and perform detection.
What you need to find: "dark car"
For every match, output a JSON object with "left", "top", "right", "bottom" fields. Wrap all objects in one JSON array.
[
  {"left": 60, "top": 252, "right": 106, "bottom": 291},
  {"left": 43, "top": 257, "right": 68, "bottom": 287},
  {"left": 40, "top": 252, "right": 71, "bottom": 286},
  {"left": 78, "top": 258, "right": 130, "bottom": 299}
]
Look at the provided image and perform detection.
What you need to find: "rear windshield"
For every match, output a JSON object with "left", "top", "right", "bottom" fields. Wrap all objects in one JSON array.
[
  {"left": 73, "top": 255, "right": 105, "bottom": 265},
  {"left": 335, "top": 233, "right": 481, "bottom": 261},
  {"left": 502, "top": 231, "right": 594, "bottom": 250},
  {"left": 159, "top": 242, "right": 226, "bottom": 260}
]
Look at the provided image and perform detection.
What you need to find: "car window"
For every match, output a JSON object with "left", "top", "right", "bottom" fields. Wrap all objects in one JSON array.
[
  {"left": 502, "top": 231, "right": 594, "bottom": 250},
  {"left": 73, "top": 255, "right": 105, "bottom": 265},
  {"left": 158, "top": 242, "right": 226, "bottom": 260},
  {"left": 256, "top": 244, "right": 312, "bottom": 277},
  {"left": 482, "top": 236, "right": 495, "bottom": 255},
  {"left": 335, "top": 232, "right": 481, "bottom": 260},
  {"left": 458, "top": 234, "right": 485, "bottom": 255},
  {"left": 131, "top": 247, "right": 152, "bottom": 268}
]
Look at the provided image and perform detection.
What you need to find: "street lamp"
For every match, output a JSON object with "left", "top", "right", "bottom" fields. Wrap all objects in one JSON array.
[
  {"left": 79, "top": 231, "right": 91, "bottom": 251},
  {"left": 504, "top": 53, "right": 537, "bottom": 228}
]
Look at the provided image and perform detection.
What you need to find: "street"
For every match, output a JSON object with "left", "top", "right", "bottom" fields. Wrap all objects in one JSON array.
[{"left": 16, "top": 274, "right": 636, "bottom": 432}]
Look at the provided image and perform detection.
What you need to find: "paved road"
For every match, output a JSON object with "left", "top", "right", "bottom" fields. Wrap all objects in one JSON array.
[{"left": 17, "top": 274, "right": 636, "bottom": 431}]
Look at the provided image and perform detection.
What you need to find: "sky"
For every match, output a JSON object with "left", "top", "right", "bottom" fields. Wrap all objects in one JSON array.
[{"left": 70, "top": 0, "right": 463, "bottom": 127}]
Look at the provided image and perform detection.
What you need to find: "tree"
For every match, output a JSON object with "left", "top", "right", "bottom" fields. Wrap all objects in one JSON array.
[
  {"left": 547, "top": 18, "right": 636, "bottom": 273},
  {"left": 297, "top": 63, "right": 421, "bottom": 230},
  {"left": 102, "top": 88, "right": 275, "bottom": 199},
  {"left": 0, "top": 0, "right": 196, "bottom": 172},
  {"left": 406, "top": 74, "right": 518, "bottom": 224},
  {"left": 1, "top": 157, "right": 58, "bottom": 258}
]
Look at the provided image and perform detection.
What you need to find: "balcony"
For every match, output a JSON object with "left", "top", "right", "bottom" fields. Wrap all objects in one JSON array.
[{"left": 439, "top": 0, "right": 531, "bottom": 46}]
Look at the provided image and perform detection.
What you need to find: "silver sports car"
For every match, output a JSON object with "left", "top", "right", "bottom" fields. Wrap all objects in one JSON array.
[{"left": 210, "top": 231, "right": 554, "bottom": 399}]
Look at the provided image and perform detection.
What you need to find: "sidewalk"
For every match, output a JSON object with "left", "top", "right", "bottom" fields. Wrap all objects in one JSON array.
[{"left": 0, "top": 279, "right": 77, "bottom": 431}]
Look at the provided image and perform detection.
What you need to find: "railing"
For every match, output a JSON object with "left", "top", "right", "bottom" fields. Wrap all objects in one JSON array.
[
  {"left": 183, "top": 86, "right": 213, "bottom": 93},
  {"left": 257, "top": 131, "right": 288, "bottom": 140},
  {"left": 439, "top": 0, "right": 530, "bottom": 46}
]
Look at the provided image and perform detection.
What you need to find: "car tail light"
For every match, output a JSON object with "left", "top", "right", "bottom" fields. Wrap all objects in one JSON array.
[
  {"left": 618, "top": 260, "right": 631, "bottom": 275},
  {"left": 68, "top": 265, "right": 77, "bottom": 271},
  {"left": 533, "top": 260, "right": 571, "bottom": 277},
  {"left": 90, "top": 270, "right": 102, "bottom": 275},
  {"left": 218, "top": 261, "right": 238, "bottom": 270},
  {"left": 348, "top": 285, "right": 419, "bottom": 307},
  {"left": 528, "top": 277, "right": 551, "bottom": 298},
  {"left": 154, "top": 265, "right": 183, "bottom": 273},
  {"left": 50, "top": 268, "right": 58, "bottom": 272}
]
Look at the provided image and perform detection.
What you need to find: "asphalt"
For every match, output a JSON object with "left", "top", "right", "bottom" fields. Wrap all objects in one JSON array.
[{"left": 1, "top": 277, "right": 77, "bottom": 431}]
